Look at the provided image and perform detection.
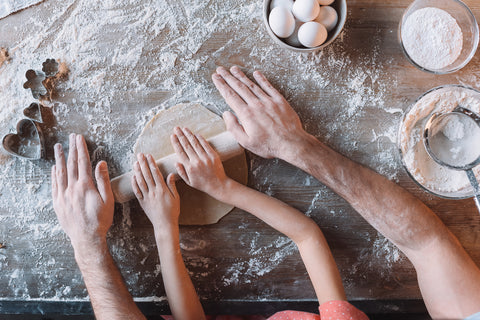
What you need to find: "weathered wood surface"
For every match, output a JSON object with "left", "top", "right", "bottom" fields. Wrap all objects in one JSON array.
[{"left": 0, "top": 0, "right": 479, "bottom": 314}]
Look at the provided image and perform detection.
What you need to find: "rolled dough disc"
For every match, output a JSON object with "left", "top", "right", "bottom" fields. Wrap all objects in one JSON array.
[{"left": 133, "top": 103, "right": 248, "bottom": 225}]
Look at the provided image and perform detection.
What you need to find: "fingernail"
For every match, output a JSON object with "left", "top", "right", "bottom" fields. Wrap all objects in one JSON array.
[
  {"left": 212, "top": 73, "right": 221, "bottom": 80},
  {"left": 55, "top": 143, "right": 62, "bottom": 152},
  {"left": 231, "top": 66, "right": 239, "bottom": 74},
  {"left": 217, "top": 66, "right": 225, "bottom": 73}
]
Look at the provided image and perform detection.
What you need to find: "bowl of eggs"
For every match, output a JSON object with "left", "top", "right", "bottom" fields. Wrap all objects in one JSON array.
[{"left": 263, "top": 0, "right": 347, "bottom": 51}]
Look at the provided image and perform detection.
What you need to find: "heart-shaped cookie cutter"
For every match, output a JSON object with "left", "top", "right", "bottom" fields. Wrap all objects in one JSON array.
[
  {"left": 23, "top": 102, "right": 43, "bottom": 123},
  {"left": 2, "top": 119, "right": 45, "bottom": 160}
]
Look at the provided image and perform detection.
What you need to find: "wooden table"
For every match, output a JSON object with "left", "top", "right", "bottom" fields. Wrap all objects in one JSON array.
[{"left": 0, "top": 0, "right": 479, "bottom": 317}]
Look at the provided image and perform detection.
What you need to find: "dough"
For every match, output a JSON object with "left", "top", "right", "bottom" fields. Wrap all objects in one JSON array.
[{"left": 133, "top": 103, "right": 248, "bottom": 225}]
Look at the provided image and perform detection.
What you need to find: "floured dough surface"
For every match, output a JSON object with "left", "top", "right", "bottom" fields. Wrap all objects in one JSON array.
[{"left": 134, "top": 103, "right": 248, "bottom": 225}]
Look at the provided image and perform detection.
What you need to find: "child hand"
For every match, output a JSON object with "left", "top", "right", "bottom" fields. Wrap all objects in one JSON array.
[
  {"left": 131, "top": 153, "right": 180, "bottom": 233},
  {"left": 170, "top": 127, "right": 230, "bottom": 198}
]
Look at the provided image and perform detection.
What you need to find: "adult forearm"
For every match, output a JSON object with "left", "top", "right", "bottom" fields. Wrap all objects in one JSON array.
[
  {"left": 75, "top": 242, "right": 145, "bottom": 320},
  {"left": 155, "top": 230, "right": 206, "bottom": 320},
  {"left": 284, "top": 134, "right": 451, "bottom": 252}
]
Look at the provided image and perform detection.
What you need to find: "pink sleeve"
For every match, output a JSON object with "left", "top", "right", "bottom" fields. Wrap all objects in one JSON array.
[
  {"left": 319, "top": 300, "right": 369, "bottom": 320},
  {"left": 269, "top": 310, "right": 320, "bottom": 320}
]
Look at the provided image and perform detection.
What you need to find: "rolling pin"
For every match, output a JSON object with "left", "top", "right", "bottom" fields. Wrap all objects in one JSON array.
[{"left": 111, "top": 131, "right": 243, "bottom": 203}]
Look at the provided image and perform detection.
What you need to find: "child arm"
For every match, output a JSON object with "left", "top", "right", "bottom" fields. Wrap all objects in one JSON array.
[
  {"left": 132, "top": 153, "right": 206, "bottom": 320},
  {"left": 171, "top": 127, "right": 346, "bottom": 304}
]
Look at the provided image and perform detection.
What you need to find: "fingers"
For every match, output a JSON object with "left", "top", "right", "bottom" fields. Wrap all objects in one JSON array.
[
  {"left": 215, "top": 66, "right": 261, "bottom": 105},
  {"left": 212, "top": 72, "right": 248, "bottom": 113},
  {"left": 253, "top": 70, "right": 282, "bottom": 99},
  {"left": 222, "top": 111, "right": 248, "bottom": 146},
  {"left": 95, "top": 161, "right": 113, "bottom": 204},
  {"left": 51, "top": 165, "right": 58, "bottom": 199},
  {"left": 67, "top": 133, "right": 78, "bottom": 182},
  {"left": 175, "top": 162, "right": 190, "bottom": 185},
  {"left": 230, "top": 66, "right": 270, "bottom": 101},
  {"left": 54, "top": 143, "right": 68, "bottom": 190},
  {"left": 182, "top": 127, "right": 207, "bottom": 156},
  {"left": 146, "top": 154, "right": 166, "bottom": 188},
  {"left": 76, "top": 135, "right": 92, "bottom": 180},
  {"left": 197, "top": 134, "right": 216, "bottom": 157},
  {"left": 131, "top": 175, "right": 143, "bottom": 200},
  {"left": 166, "top": 173, "right": 179, "bottom": 199},
  {"left": 133, "top": 161, "right": 148, "bottom": 194},
  {"left": 171, "top": 133, "right": 189, "bottom": 163},
  {"left": 252, "top": 70, "right": 281, "bottom": 97},
  {"left": 173, "top": 127, "right": 197, "bottom": 159},
  {"left": 137, "top": 153, "right": 156, "bottom": 190}
]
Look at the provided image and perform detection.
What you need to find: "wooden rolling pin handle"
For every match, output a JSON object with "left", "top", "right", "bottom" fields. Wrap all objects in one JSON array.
[{"left": 111, "top": 131, "right": 243, "bottom": 203}]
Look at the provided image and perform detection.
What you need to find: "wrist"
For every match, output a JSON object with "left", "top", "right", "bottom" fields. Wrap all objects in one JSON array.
[
  {"left": 212, "top": 177, "right": 238, "bottom": 203},
  {"left": 280, "top": 131, "right": 319, "bottom": 166},
  {"left": 154, "top": 225, "right": 180, "bottom": 245},
  {"left": 73, "top": 238, "right": 109, "bottom": 268}
]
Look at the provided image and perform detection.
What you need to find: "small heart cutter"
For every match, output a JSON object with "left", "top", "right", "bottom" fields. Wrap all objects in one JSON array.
[
  {"left": 2, "top": 119, "right": 45, "bottom": 160},
  {"left": 23, "top": 102, "right": 43, "bottom": 123}
]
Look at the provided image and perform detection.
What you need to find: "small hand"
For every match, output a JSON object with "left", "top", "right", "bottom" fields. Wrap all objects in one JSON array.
[
  {"left": 51, "top": 134, "right": 114, "bottom": 254},
  {"left": 131, "top": 153, "right": 180, "bottom": 233},
  {"left": 170, "top": 127, "right": 229, "bottom": 198},
  {"left": 212, "top": 66, "right": 311, "bottom": 161}
]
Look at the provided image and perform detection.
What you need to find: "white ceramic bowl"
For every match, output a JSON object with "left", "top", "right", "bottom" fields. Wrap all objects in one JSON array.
[
  {"left": 398, "top": 0, "right": 479, "bottom": 74},
  {"left": 263, "top": 0, "right": 347, "bottom": 52}
]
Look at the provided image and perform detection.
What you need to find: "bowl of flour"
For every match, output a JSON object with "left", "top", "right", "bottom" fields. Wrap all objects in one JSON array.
[
  {"left": 399, "top": 85, "right": 480, "bottom": 199},
  {"left": 399, "top": 0, "right": 479, "bottom": 74}
]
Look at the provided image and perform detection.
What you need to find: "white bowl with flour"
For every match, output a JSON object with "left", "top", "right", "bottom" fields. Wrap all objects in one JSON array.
[
  {"left": 399, "top": 85, "right": 480, "bottom": 199},
  {"left": 399, "top": 0, "right": 479, "bottom": 74}
]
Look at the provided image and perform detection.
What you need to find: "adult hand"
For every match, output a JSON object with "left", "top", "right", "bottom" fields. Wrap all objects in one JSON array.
[
  {"left": 131, "top": 153, "right": 180, "bottom": 234},
  {"left": 51, "top": 133, "right": 114, "bottom": 255},
  {"left": 212, "top": 66, "right": 313, "bottom": 161},
  {"left": 170, "top": 127, "right": 229, "bottom": 198}
]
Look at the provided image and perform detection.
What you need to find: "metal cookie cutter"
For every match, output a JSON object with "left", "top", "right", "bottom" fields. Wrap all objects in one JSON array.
[
  {"left": 23, "top": 102, "right": 43, "bottom": 123},
  {"left": 23, "top": 59, "right": 59, "bottom": 100},
  {"left": 2, "top": 118, "right": 45, "bottom": 160}
]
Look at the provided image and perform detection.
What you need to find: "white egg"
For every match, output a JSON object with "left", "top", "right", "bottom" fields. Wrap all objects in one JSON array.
[
  {"left": 270, "top": 0, "right": 294, "bottom": 11},
  {"left": 284, "top": 19, "right": 304, "bottom": 47},
  {"left": 298, "top": 21, "right": 328, "bottom": 47},
  {"left": 292, "top": 0, "right": 320, "bottom": 23},
  {"left": 318, "top": 0, "right": 334, "bottom": 5},
  {"left": 269, "top": 6, "right": 295, "bottom": 38},
  {"left": 314, "top": 6, "right": 338, "bottom": 32}
]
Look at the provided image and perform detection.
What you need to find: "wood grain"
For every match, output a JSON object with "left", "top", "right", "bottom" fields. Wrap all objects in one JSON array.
[{"left": 0, "top": 0, "right": 479, "bottom": 314}]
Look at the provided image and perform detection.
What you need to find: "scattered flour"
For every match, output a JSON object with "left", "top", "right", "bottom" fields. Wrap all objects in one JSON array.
[
  {"left": 401, "top": 7, "right": 463, "bottom": 70},
  {"left": 0, "top": 0, "right": 418, "bottom": 302},
  {"left": 400, "top": 86, "right": 480, "bottom": 195}
]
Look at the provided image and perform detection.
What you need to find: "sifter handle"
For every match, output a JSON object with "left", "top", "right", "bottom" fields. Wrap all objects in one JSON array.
[{"left": 466, "top": 169, "right": 480, "bottom": 214}]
